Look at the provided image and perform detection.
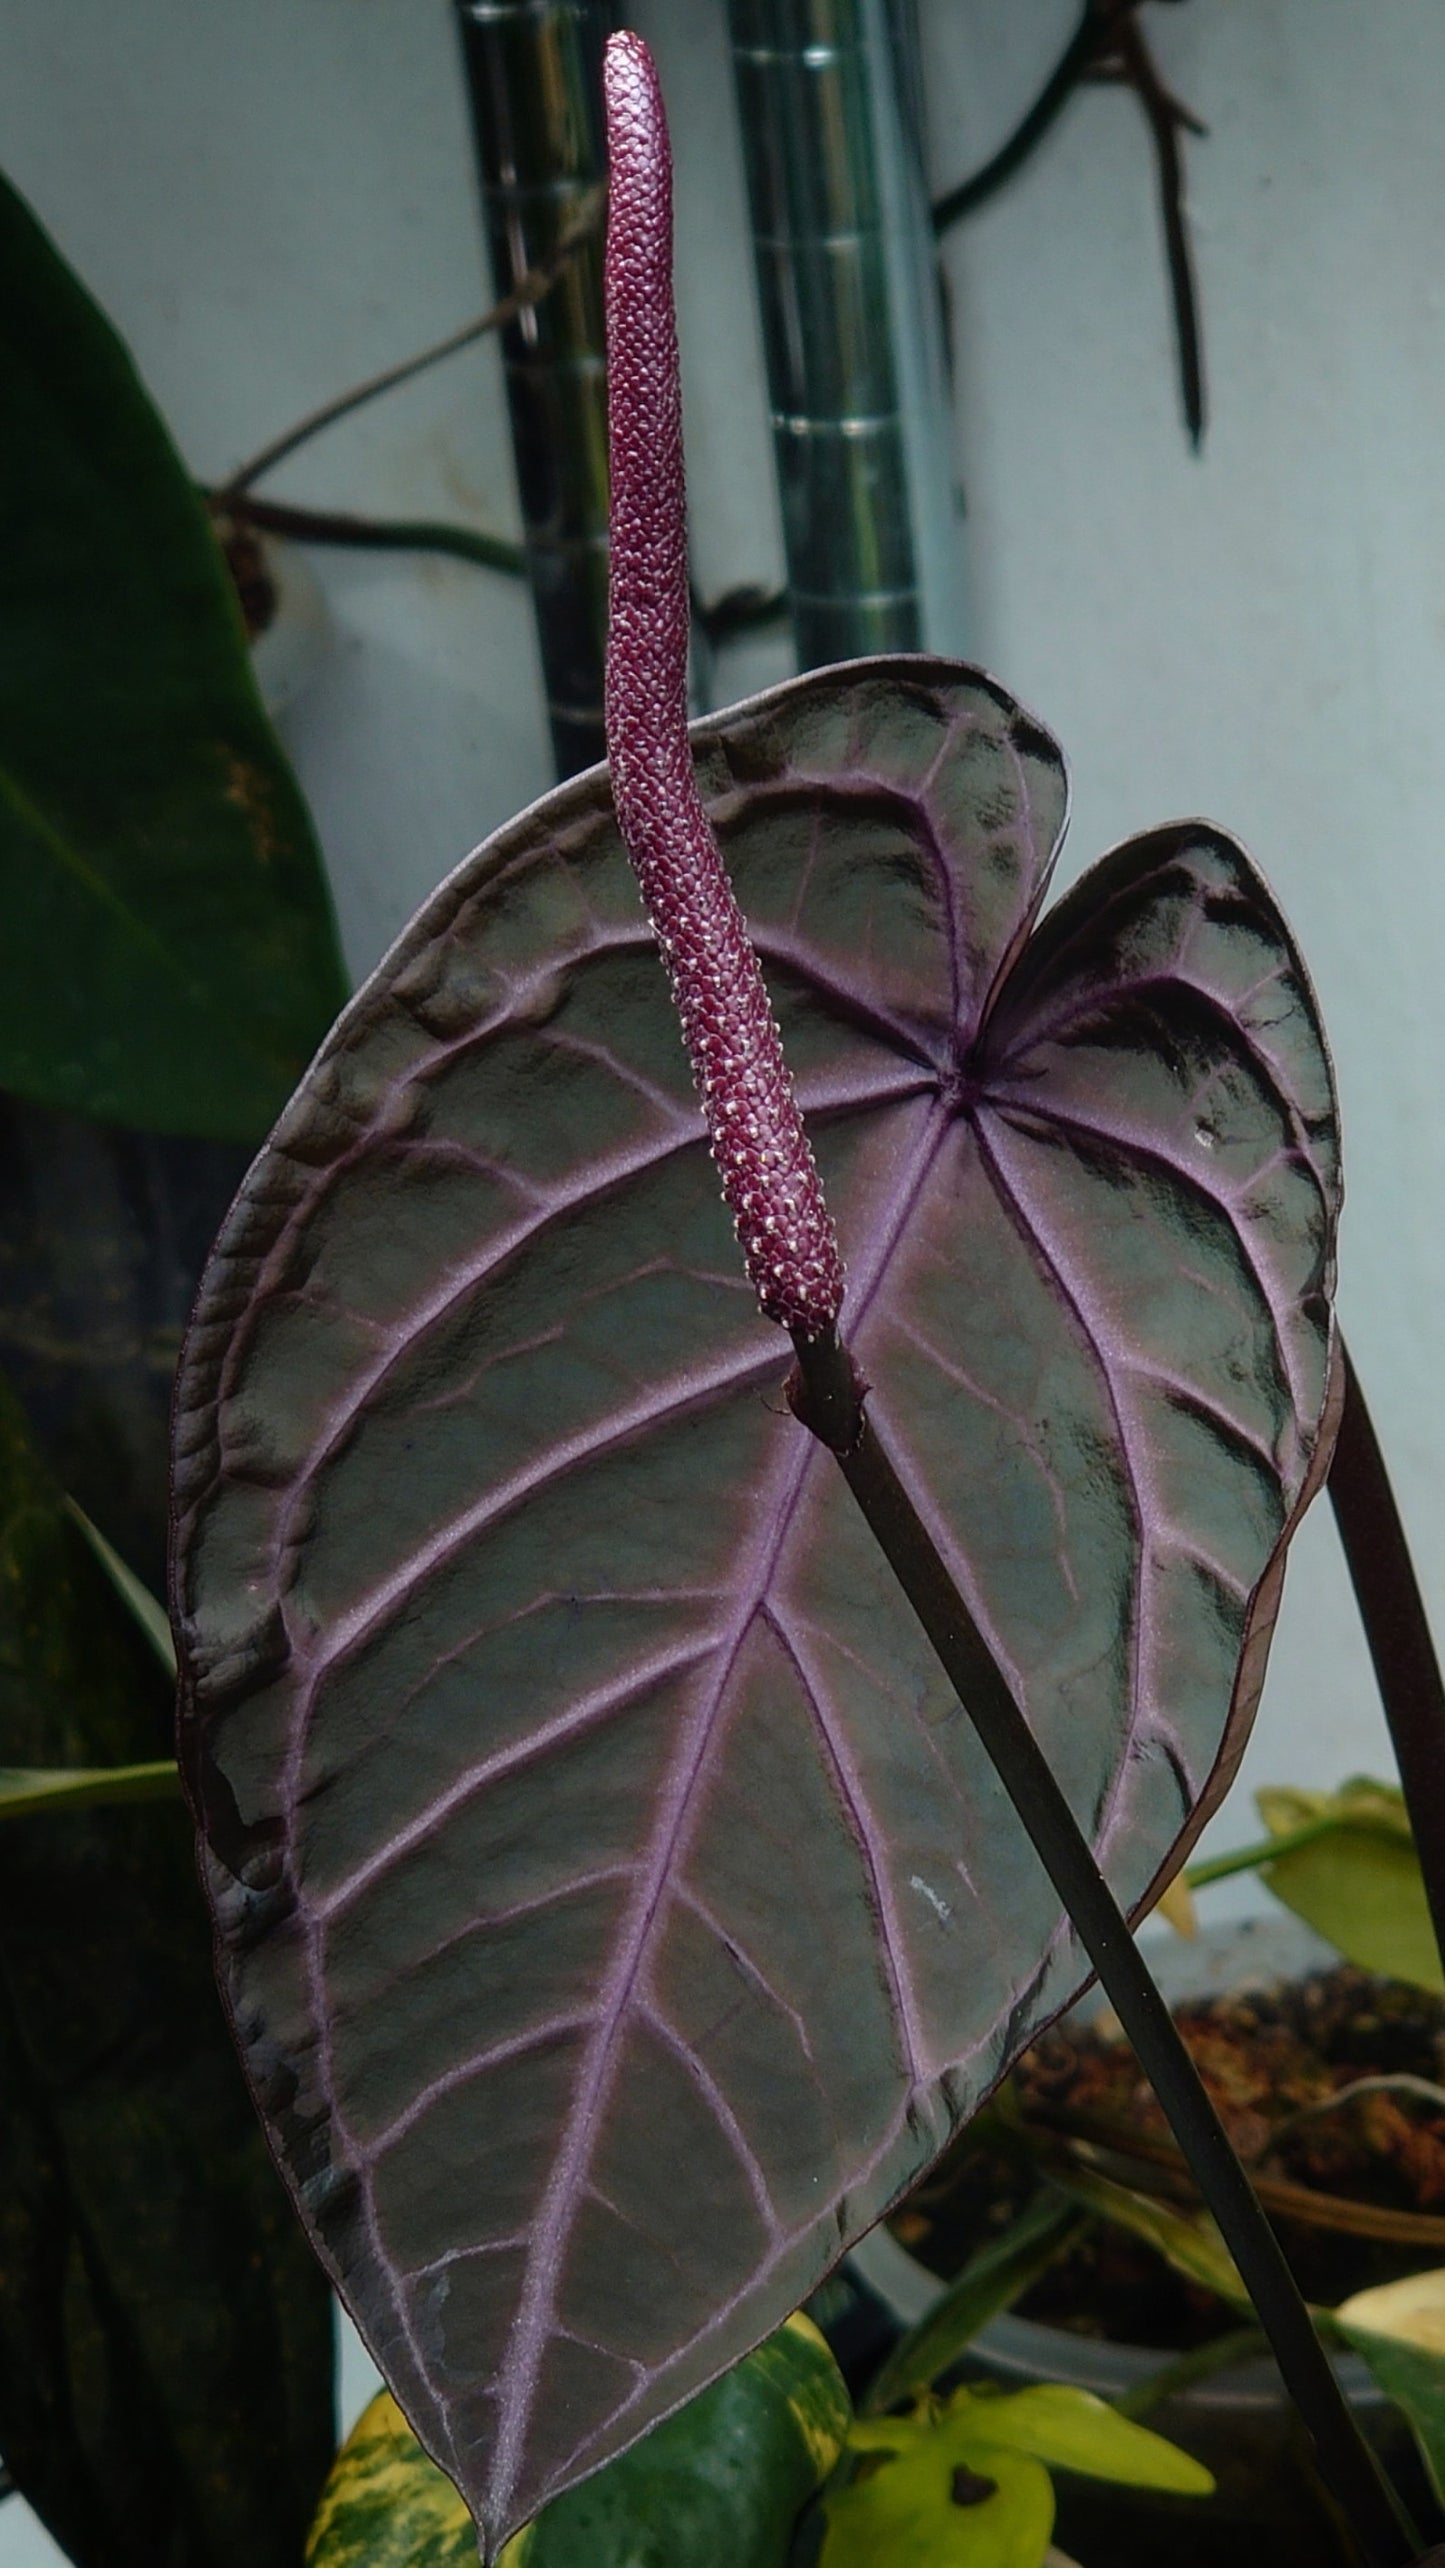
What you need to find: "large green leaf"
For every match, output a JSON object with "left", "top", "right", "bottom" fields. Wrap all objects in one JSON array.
[
  {"left": 1255, "top": 1780, "right": 1442, "bottom": 1993},
  {"left": 307, "top": 2315, "right": 848, "bottom": 2568},
  {"left": 0, "top": 170, "right": 346, "bottom": 1138},
  {"left": 172, "top": 661, "right": 1341, "bottom": 2553},
  {"left": 0, "top": 1375, "right": 334, "bottom": 2565}
]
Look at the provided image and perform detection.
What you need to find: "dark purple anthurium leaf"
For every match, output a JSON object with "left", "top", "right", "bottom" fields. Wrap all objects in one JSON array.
[{"left": 171, "top": 659, "right": 1341, "bottom": 2557}]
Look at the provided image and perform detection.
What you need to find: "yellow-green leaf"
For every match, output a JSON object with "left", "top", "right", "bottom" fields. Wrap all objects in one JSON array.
[
  {"left": 946, "top": 2384, "right": 1213, "bottom": 2493},
  {"left": 821, "top": 2439, "right": 1055, "bottom": 2568},
  {"left": 1335, "top": 2268, "right": 1445, "bottom": 2504},
  {"left": 1254, "top": 1779, "right": 1441, "bottom": 1993},
  {"left": 307, "top": 2392, "right": 475, "bottom": 2567},
  {"left": 510, "top": 2312, "right": 848, "bottom": 2566},
  {"left": 0, "top": 1758, "right": 181, "bottom": 1818}
]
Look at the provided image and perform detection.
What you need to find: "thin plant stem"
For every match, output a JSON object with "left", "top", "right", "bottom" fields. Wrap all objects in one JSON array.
[
  {"left": 206, "top": 489, "right": 526, "bottom": 578},
  {"left": 1329, "top": 1340, "right": 1445, "bottom": 1990},
  {"left": 787, "top": 1326, "right": 1421, "bottom": 2568},
  {"left": 1184, "top": 1811, "right": 1342, "bottom": 1889},
  {"left": 212, "top": 183, "right": 605, "bottom": 503},
  {"left": 931, "top": 0, "right": 1097, "bottom": 232}
]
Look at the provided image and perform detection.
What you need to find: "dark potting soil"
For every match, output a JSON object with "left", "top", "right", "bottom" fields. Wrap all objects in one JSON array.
[{"left": 891, "top": 1965, "right": 1445, "bottom": 2348}]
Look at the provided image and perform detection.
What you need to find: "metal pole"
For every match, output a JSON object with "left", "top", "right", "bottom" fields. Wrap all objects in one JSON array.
[
  {"left": 725, "top": 0, "right": 965, "bottom": 667},
  {"left": 453, "top": 0, "right": 614, "bottom": 777}
]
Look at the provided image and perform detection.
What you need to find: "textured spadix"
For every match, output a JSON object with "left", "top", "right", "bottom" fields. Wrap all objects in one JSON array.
[{"left": 172, "top": 661, "right": 1340, "bottom": 2555}]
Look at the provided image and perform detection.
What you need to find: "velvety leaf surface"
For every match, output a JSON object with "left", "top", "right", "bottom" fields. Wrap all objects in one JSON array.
[
  {"left": 0, "top": 1376, "right": 334, "bottom": 2566},
  {"left": 172, "top": 659, "right": 1341, "bottom": 2554},
  {"left": 0, "top": 170, "right": 347, "bottom": 1138}
]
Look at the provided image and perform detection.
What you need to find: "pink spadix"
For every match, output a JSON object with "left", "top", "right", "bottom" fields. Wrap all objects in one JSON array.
[{"left": 601, "top": 30, "right": 844, "bottom": 1341}]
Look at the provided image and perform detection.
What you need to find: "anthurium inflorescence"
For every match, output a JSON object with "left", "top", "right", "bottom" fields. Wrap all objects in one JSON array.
[{"left": 602, "top": 31, "right": 843, "bottom": 1340}]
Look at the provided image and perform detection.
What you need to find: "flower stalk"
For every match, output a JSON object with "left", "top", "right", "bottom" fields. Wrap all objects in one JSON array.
[{"left": 602, "top": 31, "right": 843, "bottom": 1340}]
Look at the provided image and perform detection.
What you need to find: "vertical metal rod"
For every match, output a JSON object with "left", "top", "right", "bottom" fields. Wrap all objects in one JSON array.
[
  {"left": 453, "top": 0, "right": 614, "bottom": 777},
  {"left": 725, "top": 0, "right": 964, "bottom": 667}
]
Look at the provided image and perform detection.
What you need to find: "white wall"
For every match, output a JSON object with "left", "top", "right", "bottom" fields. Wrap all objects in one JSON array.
[{"left": 0, "top": 2, "right": 1443, "bottom": 2550}]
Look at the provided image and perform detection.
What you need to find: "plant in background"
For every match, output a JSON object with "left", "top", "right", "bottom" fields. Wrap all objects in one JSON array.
[
  {"left": 301, "top": 2303, "right": 1210, "bottom": 2568},
  {"left": 166, "top": 27, "right": 1445, "bottom": 2568},
  {"left": 0, "top": 162, "right": 348, "bottom": 2565},
  {"left": 1182, "top": 1774, "right": 1444, "bottom": 1993}
]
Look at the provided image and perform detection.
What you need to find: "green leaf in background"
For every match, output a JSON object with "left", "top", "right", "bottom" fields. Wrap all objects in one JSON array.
[
  {"left": 305, "top": 2393, "right": 477, "bottom": 2568},
  {"left": 0, "top": 1374, "right": 334, "bottom": 2565},
  {"left": 862, "top": 2196, "right": 1084, "bottom": 2415},
  {"left": 1044, "top": 2163, "right": 1253, "bottom": 2315},
  {"left": 937, "top": 2384, "right": 1213, "bottom": 2494},
  {"left": 820, "top": 2438, "right": 1054, "bottom": 2568},
  {"left": 0, "top": 1757, "right": 180, "bottom": 1818},
  {"left": 308, "top": 2317, "right": 849, "bottom": 2568},
  {"left": 1256, "top": 1779, "right": 1442, "bottom": 1994},
  {"left": 1335, "top": 2268, "right": 1445, "bottom": 2506},
  {"left": 0, "top": 168, "right": 347, "bottom": 1139},
  {"left": 826, "top": 2383, "right": 1210, "bottom": 2567},
  {"left": 63, "top": 1495, "right": 176, "bottom": 1672},
  {"left": 505, "top": 2313, "right": 849, "bottom": 2567}
]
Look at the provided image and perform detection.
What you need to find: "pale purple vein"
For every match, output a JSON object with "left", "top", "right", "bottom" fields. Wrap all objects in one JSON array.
[
  {"left": 893, "top": 1309, "right": 1082, "bottom": 1606},
  {"left": 981, "top": 1087, "right": 1320, "bottom": 1435},
  {"left": 485, "top": 1080, "right": 950, "bottom": 2522},
  {"left": 293, "top": 1342, "right": 780, "bottom": 1687},
  {"left": 261, "top": 1060, "right": 923, "bottom": 1589},
  {"left": 758, "top": 1602, "right": 928, "bottom": 2082},
  {"left": 971, "top": 1108, "right": 1151, "bottom": 1759},
  {"left": 361, "top": 2014, "right": 593, "bottom": 2166},
  {"left": 485, "top": 1409, "right": 823, "bottom": 2527},
  {"left": 312, "top": 1640, "right": 716, "bottom": 1924},
  {"left": 638, "top": 2003, "right": 781, "bottom": 2234},
  {"left": 363, "top": 1867, "right": 639, "bottom": 2001},
  {"left": 987, "top": 966, "right": 1329, "bottom": 1186},
  {"left": 774, "top": 1599, "right": 1022, "bottom": 2007},
  {"left": 673, "top": 1886, "right": 815, "bottom": 2061}
]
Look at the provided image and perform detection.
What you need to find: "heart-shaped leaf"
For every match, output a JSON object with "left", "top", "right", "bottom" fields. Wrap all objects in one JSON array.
[{"left": 172, "top": 660, "right": 1340, "bottom": 2554}]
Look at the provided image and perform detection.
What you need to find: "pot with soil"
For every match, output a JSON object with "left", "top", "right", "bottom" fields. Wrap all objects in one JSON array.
[{"left": 851, "top": 1918, "right": 1445, "bottom": 2567}]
